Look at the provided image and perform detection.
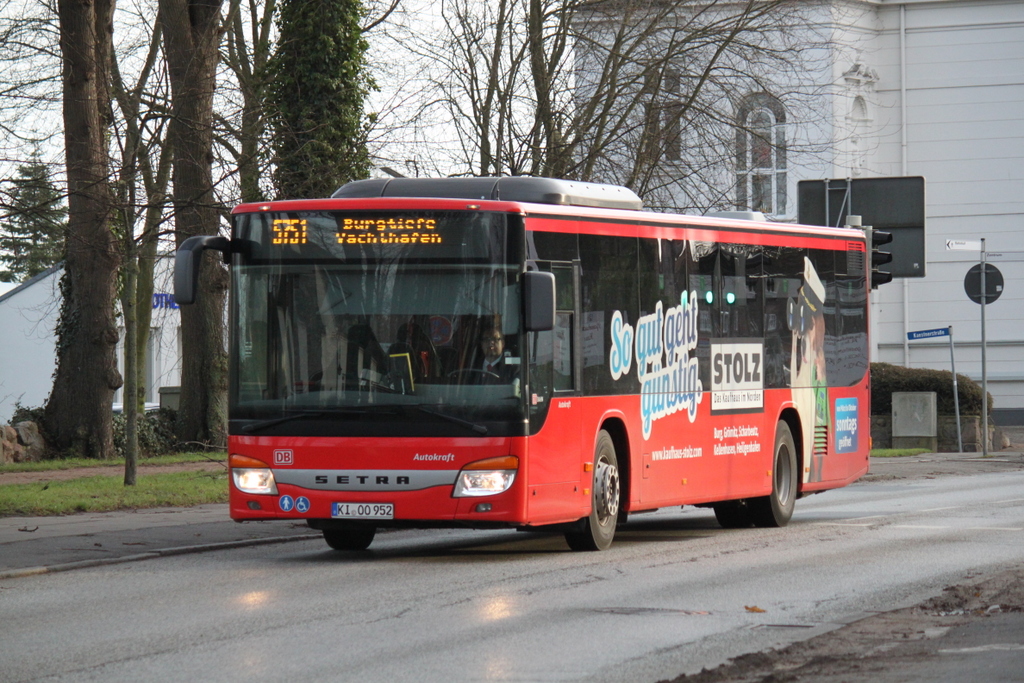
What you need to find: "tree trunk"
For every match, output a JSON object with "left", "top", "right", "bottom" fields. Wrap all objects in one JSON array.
[
  {"left": 160, "top": 0, "right": 228, "bottom": 447},
  {"left": 122, "top": 242, "right": 139, "bottom": 484},
  {"left": 44, "top": 0, "right": 122, "bottom": 459}
]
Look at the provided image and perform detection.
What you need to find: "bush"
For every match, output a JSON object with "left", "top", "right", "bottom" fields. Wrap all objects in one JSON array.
[
  {"left": 870, "top": 362, "right": 991, "bottom": 416},
  {"left": 11, "top": 402, "right": 46, "bottom": 425},
  {"left": 6, "top": 404, "right": 181, "bottom": 460},
  {"left": 113, "top": 408, "right": 179, "bottom": 458}
]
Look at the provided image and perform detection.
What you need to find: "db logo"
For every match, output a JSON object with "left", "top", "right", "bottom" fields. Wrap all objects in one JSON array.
[{"left": 273, "top": 449, "right": 294, "bottom": 466}]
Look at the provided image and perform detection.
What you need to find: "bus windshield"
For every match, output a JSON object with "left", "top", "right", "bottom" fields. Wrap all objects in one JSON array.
[{"left": 230, "top": 210, "right": 526, "bottom": 435}]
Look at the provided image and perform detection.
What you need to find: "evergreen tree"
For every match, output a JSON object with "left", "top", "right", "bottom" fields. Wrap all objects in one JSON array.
[
  {"left": 267, "top": 0, "right": 374, "bottom": 200},
  {"left": 0, "top": 152, "right": 67, "bottom": 282}
]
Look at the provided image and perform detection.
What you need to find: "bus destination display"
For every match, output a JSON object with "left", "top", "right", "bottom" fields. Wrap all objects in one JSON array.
[
  {"left": 338, "top": 216, "right": 441, "bottom": 245},
  {"left": 271, "top": 218, "right": 308, "bottom": 245},
  {"left": 272, "top": 216, "right": 442, "bottom": 247}
]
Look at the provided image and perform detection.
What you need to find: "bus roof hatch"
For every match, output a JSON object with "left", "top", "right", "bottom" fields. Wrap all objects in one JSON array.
[{"left": 332, "top": 176, "right": 643, "bottom": 211}]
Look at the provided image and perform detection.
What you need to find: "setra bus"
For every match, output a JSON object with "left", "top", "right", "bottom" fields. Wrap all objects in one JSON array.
[{"left": 175, "top": 177, "right": 871, "bottom": 551}]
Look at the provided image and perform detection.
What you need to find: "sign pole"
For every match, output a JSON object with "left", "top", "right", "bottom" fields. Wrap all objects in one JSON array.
[
  {"left": 980, "top": 239, "right": 988, "bottom": 456},
  {"left": 906, "top": 326, "right": 963, "bottom": 453},
  {"left": 948, "top": 326, "right": 962, "bottom": 453}
]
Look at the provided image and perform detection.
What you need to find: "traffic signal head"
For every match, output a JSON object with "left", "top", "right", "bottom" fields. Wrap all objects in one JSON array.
[{"left": 870, "top": 229, "right": 893, "bottom": 288}]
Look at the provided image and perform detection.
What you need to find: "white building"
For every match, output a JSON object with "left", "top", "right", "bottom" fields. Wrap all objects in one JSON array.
[
  {"left": 641, "top": 0, "right": 1024, "bottom": 423},
  {"left": 0, "top": 258, "right": 182, "bottom": 424},
  {"left": 858, "top": 0, "right": 1024, "bottom": 425},
  {"left": 0, "top": 267, "right": 61, "bottom": 422}
]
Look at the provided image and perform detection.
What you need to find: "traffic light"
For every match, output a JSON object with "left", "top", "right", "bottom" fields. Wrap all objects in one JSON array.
[{"left": 869, "top": 228, "right": 893, "bottom": 288}]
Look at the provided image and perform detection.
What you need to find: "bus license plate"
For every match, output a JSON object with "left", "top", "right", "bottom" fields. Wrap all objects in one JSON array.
[{"left": 331, "top": 502, "right": 394, "bottom": 520}]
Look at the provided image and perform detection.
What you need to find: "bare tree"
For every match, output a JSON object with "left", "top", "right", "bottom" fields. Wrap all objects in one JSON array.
[
  {"left": 110, "top": 1, "right": 174, "bottom": 482},
  {"left": 43, "top": 0, "right": 122, "bottom": 459},
  {"left": 218, "top": 0, "right": 276, "bottom": 204},
  {"left": 160, "top": 0, "right": 229, "bottom": 448},
  {"left": 0, "top": 1, "right": 63, "bottom": 170},
  {"left": 1, "top": 1, "right": 174, "bottom": 467},
  {"left": 400, "top": 0, "right": 830, "bottom": 213}
]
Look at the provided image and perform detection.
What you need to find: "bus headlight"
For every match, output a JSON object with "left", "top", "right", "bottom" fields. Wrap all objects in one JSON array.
[
  {"left": 230, "top": 454, "right": 279, "bottom": 495},
  {"left": 453, "top": 456, "right": 518, "bottom": 497}
]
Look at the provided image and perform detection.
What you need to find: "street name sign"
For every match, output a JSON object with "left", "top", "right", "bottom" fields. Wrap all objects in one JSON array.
[
  {"left": 907, "top": 327, "right": 951, "bottom": 341},
  {"left": 986, "top": 251, "right": 1024, "bottom": 262}
]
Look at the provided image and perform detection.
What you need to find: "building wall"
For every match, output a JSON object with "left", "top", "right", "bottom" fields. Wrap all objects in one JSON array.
[
  {"left": 113, "top": 259, "right": 182, "bottom": 407},
  {"left": 0, "top": 258, "right": 182, "bottom": 424},
  {"left": 655, "top": 0, "right": 1024, "bottom": 419},
  {"left": 0, "top": 267, "right": 61, "bottom": 423},
  {"left": 866, "top": 0, "right": 1024, "bottom": 420}
]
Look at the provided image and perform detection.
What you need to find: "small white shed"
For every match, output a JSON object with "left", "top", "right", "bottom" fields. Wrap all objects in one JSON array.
[{"left": 0, "top": 258, "right": 183, "bottom": 424}]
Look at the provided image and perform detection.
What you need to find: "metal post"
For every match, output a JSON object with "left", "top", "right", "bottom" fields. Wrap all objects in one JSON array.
[
  {"left": 981, "top": 240, "right": 988, "bottom": 456},
  {"left": 948, "top": 326, "right": 962, "bottom": 453}
]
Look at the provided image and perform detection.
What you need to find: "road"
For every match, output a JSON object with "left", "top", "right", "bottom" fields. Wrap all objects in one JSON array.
[{"left": 2, "top": 467, "right": 1024, "bottom": 683}]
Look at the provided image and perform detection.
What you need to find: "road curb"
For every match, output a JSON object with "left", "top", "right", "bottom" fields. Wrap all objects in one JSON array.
[{"left": 0, "top": 532, "right": 321, "bottom": 580}]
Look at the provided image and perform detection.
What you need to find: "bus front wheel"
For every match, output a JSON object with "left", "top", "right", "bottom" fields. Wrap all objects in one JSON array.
[
  {"left": 322, "top": 524, "right": 376, "bottom": 551},
  {"left": 565, "top": 430, "right": 620, "bottom": 551},
  {"left": 750, "top": 420, "right": 797, "bottom": 527}
]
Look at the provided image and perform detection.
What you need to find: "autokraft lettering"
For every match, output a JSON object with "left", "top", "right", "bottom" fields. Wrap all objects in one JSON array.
[
  {"left": 412, "top": 453, "right": 455, "bottom": 463},
  {"left": 711, "top": 340, "right": 764, "bottom": 414},
  {"left": 274, "top": 469, "right": 458, "bottom": 492}
]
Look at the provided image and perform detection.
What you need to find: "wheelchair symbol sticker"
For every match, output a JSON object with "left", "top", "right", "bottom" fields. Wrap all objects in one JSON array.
[{"left": 295, "top": 497, "right": 311, "bottom": 513}]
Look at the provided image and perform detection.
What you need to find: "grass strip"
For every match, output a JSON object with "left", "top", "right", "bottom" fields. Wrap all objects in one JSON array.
[
  {"left": 0, "top": 470, "right": 228, "bottom": 517},
  {"left": 0, "top": 452, "right": 224, "bottom": 474},
  {"left": 870, "top": 448, "right": 932, "bottom": 458}
]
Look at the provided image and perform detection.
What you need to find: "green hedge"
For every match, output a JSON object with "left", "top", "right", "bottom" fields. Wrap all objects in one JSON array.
[
  {"left": 11, "top": 404, "right": 180, "bottom": 460},
  {"left": 112, "top": 408, "right": 179, "bottom": 458},
  {"left": 870, "top": 362, "right": 991, "bottom": 416}
]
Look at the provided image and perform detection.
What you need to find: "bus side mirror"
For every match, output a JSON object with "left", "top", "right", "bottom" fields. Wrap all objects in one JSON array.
[
  {"left": 174, "top": 236, "right": 230, "bottom": 305},
  {"left": 523, "top": 271, "right": 555, "bottom": 332}
]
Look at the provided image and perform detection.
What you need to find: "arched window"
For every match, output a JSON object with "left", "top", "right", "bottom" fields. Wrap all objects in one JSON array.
[
  {"left": 736, "top": 94, "right": 787, "bottom": 216},
  {"left": 851, "top": 95, "right": 868, "bottom": 122}
]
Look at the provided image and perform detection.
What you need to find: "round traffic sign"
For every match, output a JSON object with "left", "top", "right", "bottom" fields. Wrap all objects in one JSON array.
[{"left": 964, "top": 263, "right": 1003, "bottom": 304}]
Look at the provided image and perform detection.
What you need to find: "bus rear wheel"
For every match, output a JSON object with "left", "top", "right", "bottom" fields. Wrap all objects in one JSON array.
[
  {"left": 565, "top": 430, "right": 620, "bottom": 551},
  {"left": 750, "top": 420, "right": 798, "bottom": 528},
  {"left": 322, "top": 524, "right": 376, "bottom": 551}
]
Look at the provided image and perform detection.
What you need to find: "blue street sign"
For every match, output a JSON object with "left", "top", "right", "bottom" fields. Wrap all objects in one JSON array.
[{"left": 907, "top": 327, "right": 950, "bottom": 340}]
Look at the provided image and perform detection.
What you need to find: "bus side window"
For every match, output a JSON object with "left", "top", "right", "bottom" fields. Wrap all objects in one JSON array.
[
  {"left": 763, "top": 246, "right": 804, "bottom": 389},
  {"left": 551, "top": 265, "right": 575, "bottom": 392},
  {"left": 552, "top": 312, "right": 573, "bottom": 392}
]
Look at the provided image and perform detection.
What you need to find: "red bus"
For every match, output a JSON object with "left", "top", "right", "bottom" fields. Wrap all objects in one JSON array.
[{"left": 175, "top": 177, "right": 870, "bottom": 551}]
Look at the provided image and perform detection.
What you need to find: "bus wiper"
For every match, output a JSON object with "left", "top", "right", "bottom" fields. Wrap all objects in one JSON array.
[
  {"left": 412, "top": 406, "right": 488, "bottom": 436},
  {"left": 240, "top": 407, "right": 389, "bottom": 434}
]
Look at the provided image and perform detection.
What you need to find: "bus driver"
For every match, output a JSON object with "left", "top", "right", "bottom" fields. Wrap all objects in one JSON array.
[{"left": 478, "top": 328, "right": 517, "bottom": 383}]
